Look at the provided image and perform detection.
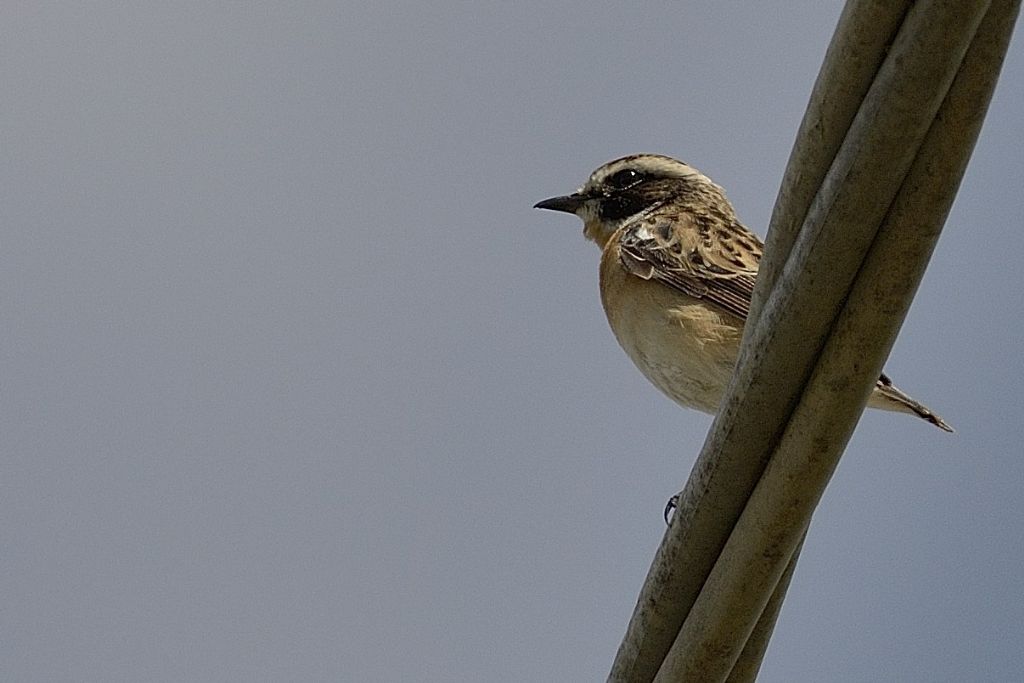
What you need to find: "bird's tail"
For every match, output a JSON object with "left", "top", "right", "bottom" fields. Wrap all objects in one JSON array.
[{"left": 869, "top": 373, "right": 954, "bottom": 432}]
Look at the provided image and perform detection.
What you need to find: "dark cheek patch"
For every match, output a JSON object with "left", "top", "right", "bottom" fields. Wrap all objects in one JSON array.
[{"left": 599, "top": 194, "right": 647, "bottom": 221}]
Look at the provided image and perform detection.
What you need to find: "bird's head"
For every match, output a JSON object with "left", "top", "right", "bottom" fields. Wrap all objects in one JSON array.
[{"left": 534, "top": 154, "right": 717, "bottom": 248}]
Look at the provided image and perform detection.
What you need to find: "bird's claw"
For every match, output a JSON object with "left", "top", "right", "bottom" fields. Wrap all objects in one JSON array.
[{"left": 664, "top": 493, "right": 681, "bottom": 525}]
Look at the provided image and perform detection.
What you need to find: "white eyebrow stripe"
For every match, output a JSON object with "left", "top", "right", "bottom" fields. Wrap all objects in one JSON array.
[{"left": 587, "top": 155, "right": 704, "bottom": 188}]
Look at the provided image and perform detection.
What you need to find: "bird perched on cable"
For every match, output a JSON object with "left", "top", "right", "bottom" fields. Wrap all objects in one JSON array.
[{"left": 534, "top": 153, "right": 952, "bottom": 432}]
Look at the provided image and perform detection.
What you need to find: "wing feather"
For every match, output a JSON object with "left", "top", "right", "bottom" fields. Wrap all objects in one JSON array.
[{"left": 617, "top": 212, "right": 761, "bottom": 321}]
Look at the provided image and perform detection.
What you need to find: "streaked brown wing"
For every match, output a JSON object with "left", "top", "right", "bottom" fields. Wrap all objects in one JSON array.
[
  {"left": 615, "top": 210, "right": 937, "bottom": 421},
  {"left": 617, "top": 212, "right": 761, "bottom": 321}
]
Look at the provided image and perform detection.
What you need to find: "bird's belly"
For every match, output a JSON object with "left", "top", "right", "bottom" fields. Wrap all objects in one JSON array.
[{"left": 600, "top": 271, "right": 743, "bottom": 415}]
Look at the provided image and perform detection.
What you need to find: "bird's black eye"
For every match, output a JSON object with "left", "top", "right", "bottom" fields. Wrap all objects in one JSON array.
[{"left": 607, "top": 168, "right": 643, "bottom": 190}]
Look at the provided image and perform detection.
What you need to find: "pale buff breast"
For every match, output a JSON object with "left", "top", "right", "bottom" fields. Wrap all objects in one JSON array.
[{"left": 599, "top": 241, "right": 745, "bottom": 414}]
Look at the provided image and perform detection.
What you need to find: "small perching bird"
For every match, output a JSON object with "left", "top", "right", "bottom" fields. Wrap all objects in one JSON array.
[{"left": 535, "top": 154, "right": 952, "bottom": 432}]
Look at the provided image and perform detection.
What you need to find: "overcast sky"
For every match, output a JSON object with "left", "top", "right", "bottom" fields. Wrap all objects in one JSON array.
[{"left": 3, "top": 3, "right": 1022, "bottom": 681}]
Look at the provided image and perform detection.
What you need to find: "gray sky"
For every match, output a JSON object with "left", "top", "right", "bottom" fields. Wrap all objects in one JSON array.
[{"left": 3, "top": 3, "right": 1022, "bottom": 681}]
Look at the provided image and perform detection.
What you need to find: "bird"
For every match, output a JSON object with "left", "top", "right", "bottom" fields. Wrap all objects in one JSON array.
[{"left": 534, "top": 153, "right": 952, "bottom": 432}]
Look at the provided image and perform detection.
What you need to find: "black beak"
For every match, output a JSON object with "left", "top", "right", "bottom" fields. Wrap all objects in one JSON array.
[{"left": 533, "top": 193, "right": 585, "bottom": 214}]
